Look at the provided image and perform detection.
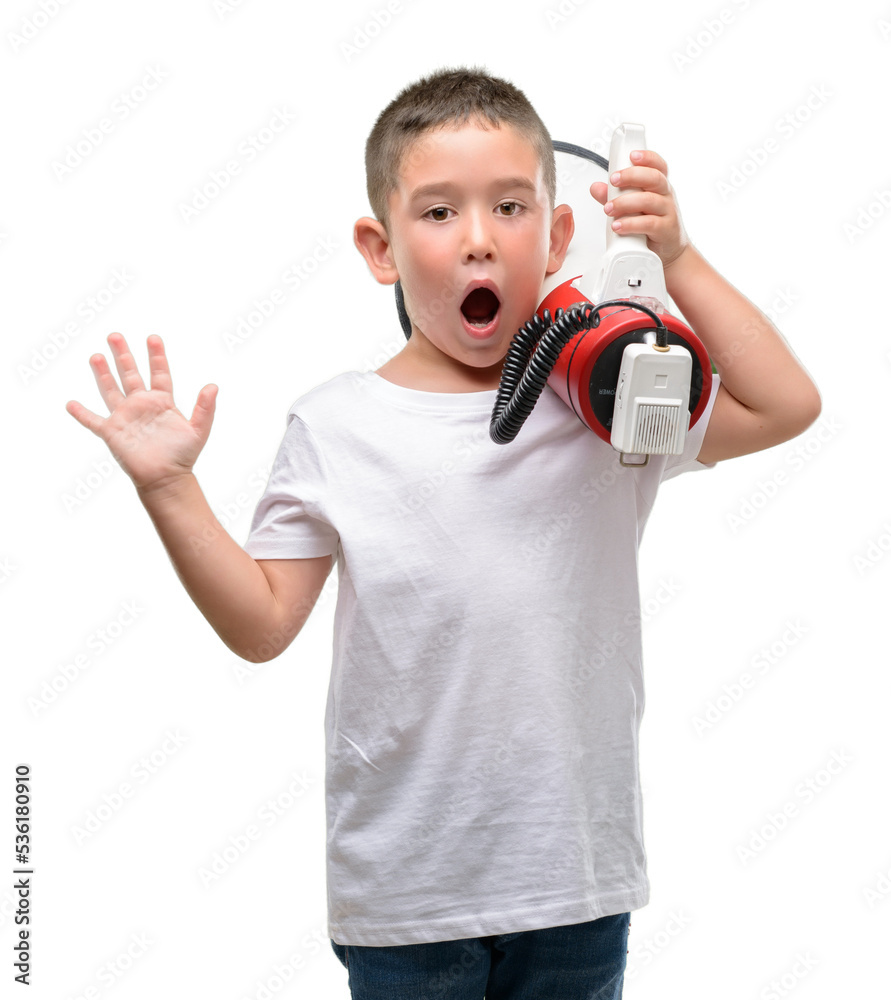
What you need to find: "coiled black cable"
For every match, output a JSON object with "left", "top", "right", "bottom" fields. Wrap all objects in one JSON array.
[{"left": 489, "top": 299, "right": 668, "bottom": 445}]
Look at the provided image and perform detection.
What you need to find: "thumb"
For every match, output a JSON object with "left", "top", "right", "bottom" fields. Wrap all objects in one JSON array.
[
  {"left": 589, "top": 181, "right": 608, "bottom": 206},
  {"left": 189, "top": 383, "right": 218, "bottom": 447}
]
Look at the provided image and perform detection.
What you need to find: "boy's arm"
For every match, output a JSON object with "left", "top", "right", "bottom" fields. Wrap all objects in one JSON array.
[
  {"left": 66, "top": 332, "right": 331, "bottom": 663},
  {"left": 593, "top": 149, "right": 822, "bottom": 464},
  {"left": 663, "top": 245, "right": 822, "bottom": 464},
  {"left": 135, "top": 473, "right": 333, "bottom": 662}
]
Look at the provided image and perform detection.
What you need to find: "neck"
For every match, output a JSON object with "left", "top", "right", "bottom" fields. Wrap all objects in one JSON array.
[{"left": 376, "top": 333, "right": 504, "bottom": 392}]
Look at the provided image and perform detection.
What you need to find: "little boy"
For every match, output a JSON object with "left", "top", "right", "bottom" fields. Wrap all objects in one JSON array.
[{"left": 67, "top": 67, "right": 820, "bottom": 999}]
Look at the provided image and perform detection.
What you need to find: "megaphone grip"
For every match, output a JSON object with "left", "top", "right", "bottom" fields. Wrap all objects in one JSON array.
[{"left": 606, "top": 123, "right": 648, "bottom": 253}]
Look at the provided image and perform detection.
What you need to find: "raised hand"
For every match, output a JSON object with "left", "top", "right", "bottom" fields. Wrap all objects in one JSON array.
[{"left": 66, "top": 333, "right": 218, "bottom": 493}]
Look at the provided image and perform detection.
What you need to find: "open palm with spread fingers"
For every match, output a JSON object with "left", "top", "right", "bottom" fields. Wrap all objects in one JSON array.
[{"left": 66, "top": 333, "right": 218, "bottom": 492}]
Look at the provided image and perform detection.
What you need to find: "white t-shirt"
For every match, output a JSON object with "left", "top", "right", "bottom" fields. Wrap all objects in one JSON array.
[{"left": 244, "top": 368, "right": 720, "bottom": 947}]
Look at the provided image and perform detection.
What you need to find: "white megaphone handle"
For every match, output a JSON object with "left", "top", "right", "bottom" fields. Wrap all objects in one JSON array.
[
  {"left": 577, "top": 122, "right": 668, "bottom": 306},
  {"left": 605, "top": 123, "right": 648, "bottom": 254}
]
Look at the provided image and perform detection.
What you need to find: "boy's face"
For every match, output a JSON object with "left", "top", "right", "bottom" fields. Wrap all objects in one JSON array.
[{"left": 358, "top": 120, "right": 573, "bottom": 384}]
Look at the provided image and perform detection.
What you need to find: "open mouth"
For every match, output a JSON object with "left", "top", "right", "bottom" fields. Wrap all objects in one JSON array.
[{"left": 460, "top": 287, "right": 501, "bottom": 329}]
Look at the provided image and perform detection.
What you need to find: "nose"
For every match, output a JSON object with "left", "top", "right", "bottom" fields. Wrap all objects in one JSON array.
[{"left": 462, "top": 207, "right": 495, "bottom": 262}]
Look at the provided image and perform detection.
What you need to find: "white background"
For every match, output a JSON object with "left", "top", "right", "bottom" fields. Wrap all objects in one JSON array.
[{"left": 3, "top": 0, "right": 890, "bottom": 997}]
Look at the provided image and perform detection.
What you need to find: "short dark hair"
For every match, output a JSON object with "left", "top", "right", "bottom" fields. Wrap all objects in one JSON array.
[{"left": 364, "top": 65, "right": 556, "bottom": 233}]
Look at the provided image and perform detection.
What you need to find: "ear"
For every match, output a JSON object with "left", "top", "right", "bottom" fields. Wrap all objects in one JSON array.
[
  {"left": 354, "top": 216, "right": 399, "bottom": 286},
  {"left": 545, "top": 203, "right": 574, "bottom": 276}
]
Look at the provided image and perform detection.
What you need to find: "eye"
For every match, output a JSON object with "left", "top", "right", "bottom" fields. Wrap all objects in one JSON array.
[
  {"left": 497, "top": 202, "right": 521, "bottom": 216},
  {"left": 425, "top": 206, "right": 452, "bottom": 221}
]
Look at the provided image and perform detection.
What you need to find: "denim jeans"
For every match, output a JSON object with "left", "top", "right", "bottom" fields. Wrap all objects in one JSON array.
[{"left": 330, "top": 912, "right": 630, "bottom": 999}]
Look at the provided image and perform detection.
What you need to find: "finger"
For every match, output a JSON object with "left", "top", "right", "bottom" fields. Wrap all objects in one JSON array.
[
  {"left": 608, "top": 190, "right": 673, "bottom": 221},
  {"left": 629, "top": 148, "right": 669, "bottom": 176},
  {"left": 107, "top": 332, "right": 147, "bottom": 394},
  {"left": 146, "top": 335, "right": 173, "bottom": 394},
  {"left": 89, "top": 351, "right": 126, "bottom": 412},
  {"left": 609, "top": 211, "right": 674, "bottom": 239},
  {"left": 189, "top": 383, "right": 218, "bottom": 448},
  {"left": 65, "top": 398, "right": 105, "bottom": 436},
  {"left": 610, "top": 164, "right": 670, "bottom": 195}
]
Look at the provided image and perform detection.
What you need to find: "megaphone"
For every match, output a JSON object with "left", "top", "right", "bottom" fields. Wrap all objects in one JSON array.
[{"left": 488, "top": 123, "right": 713, "bottom": 465}]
